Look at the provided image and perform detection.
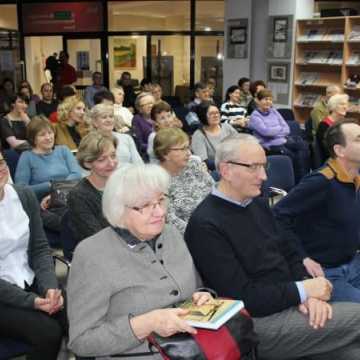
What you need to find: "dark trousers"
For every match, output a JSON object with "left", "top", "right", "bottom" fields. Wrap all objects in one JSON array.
[{"left": 0, "top": 283, "right": 68, "bottom": 360}]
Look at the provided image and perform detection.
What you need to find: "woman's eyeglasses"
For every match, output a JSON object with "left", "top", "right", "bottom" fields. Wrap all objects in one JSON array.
[{"left": 128, "top": 194, "right": 169, "bottom": 216}]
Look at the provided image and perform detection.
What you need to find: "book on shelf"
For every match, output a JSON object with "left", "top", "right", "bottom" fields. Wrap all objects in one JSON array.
[
  {"left": 179, "top": 298, "right": 244, "bottom": 330},
  {"left": 298, "top": 28, "right": 326, "bottom": 42},
  {"left": 323, "top": 29, "right": 344, "bottom": 42},
  {"left": 347, "top": 51, "right": 360, "bottom": 65},
  {"left": 348, "top": 25, "right": 360, "bottom": 41},
  {"left": 296, "top": 72, "right": 320, "bottom": 86},
  {"left": 298, "top": 28, "right": 344, "bottom": 42},
  {"left": 302, "top": 51, "right": 342, "bottom": 65},
  {"left": 295, "top": 93, "right": 321, "bottom": 107}
]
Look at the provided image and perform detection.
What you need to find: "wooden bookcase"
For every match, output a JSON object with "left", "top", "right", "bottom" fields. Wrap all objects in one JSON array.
[{"left": 293, "top": 16, "right": 360, "bottom": 123}]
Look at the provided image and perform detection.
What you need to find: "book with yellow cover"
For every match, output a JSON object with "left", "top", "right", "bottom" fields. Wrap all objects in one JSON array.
[{"left": 179, "top": 299, "right": 244, "bottom": 330}]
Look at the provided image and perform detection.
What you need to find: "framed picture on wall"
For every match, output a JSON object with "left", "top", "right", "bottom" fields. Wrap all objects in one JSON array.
[
  {"left": 227, "top": 18, "right": 248, "bottom": 59},
  {"left": 273, "top": 17, "right": 288, "bottom": 43},
  {"left": 268, "top": 63, "right": 289, "bottom": 82},
  {"left": 230, "top": 27, "right": 247, "bottom": 44},
  {"left": 113, "top": 38, "right": 137, "bottom": 69}
]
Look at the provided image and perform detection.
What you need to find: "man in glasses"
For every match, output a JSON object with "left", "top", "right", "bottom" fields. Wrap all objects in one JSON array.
[{"left": 185, "top": 133, "right": 360, "bottom": 360}]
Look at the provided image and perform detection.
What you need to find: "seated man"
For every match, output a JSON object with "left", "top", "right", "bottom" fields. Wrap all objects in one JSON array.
[
  {"left": 185, "top": 82, "right": 210, "bottom": 129},
  {"left": 84, "top": 72, "right": 107, "bottom": 109},
  {"left": 273, "top": 120, "right": 360, "bottom": 303},
  {"left": 185, "top": 133, "right": 360, "bottom": 360}
]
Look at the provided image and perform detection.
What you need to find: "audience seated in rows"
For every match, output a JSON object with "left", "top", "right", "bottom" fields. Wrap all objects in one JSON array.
[
  {"left": 247, "top": 80, "right": 266, "bottom": 116},
  {"left": 54, "top": 96, "right": 89, "bottom": 151},
  {"left": 0, "top": 94, "right": 31, "bottom": 150},
  {"left": 84, "top": 72, "right": 107, "bottom": 109},
  {"left": 274, "top": 120, "right": 360, "bottom": 303},
  {"left": 154, "top": 127, "right": 213, "bottom": 234},
  {"left": 68, "top": 132, "right": 118, "bottom": 252},
  {"left": 67, "top": 163, "right": 212, "bottom": 358},
  {"left": 0, "top": 152, "right": 67, "bottom": 359},
  {"left": 89, "top": 103, "right": 143, "bottom": 165},
  {"left": 249, "top": 88, "right": 310, "bottom": 181},
  {"left": 316, "top": 93, "right": 348, "bottom": 162},
  {"left": 238, "top": 77, "right": 252, "bottom": 107},
  {"left": 36, "top": 83, "right": 58, "bottom": 119},
  {"left": 111, "top": 86, "right": 134, "bottom": 132},
  {"left": 15, "top": 116, "right": 82, "bottom": 231},
  {"left": 310, "top": 84, "right": 341, "bottom": 138},
  {"left": 185, "top": 133, "right": 360, "bottom": 360},
  {"left": 147, "top": 101, "right": 182, "bottom": 163},
  {"left": 132, "top": 92, "right": 155, "bottom": 159},
  {"left": 191, "top": 102, "right": 237, "bottom": 171}
]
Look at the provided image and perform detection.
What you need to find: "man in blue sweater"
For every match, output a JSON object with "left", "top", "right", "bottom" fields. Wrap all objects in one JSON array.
[
  {"left": 274, "top": 120, "right": 360, "bottom": 303},
  {"left": 185, "top": 133, "right": 360, "bottom": 359}
]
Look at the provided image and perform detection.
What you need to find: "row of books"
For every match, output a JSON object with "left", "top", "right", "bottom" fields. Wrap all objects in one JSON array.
[
  {"left": 298, "top": 28, "right": 344, "bottom": 42},
  {"left": 348, "top": 25, "right": 360, "bottom": 42},
  {"left": 301, "top": 51, "right": 343, "bottom": 65},
  {"left": 295, "top": 72, "right": 320, "bottom": 86},
  {"left": 347, "top": 51, "right": 360, "bottom": 65},
  {"left": 294, "top": 93, "right": 321, "bottom": 108}
]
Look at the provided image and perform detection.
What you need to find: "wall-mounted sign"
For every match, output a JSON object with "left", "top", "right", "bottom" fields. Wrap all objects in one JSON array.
[{"left": 22, "top": 2, "right": 103, "bottom": 34}]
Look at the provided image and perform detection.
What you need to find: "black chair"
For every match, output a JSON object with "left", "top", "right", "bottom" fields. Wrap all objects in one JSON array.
[
  {"left": 265, "top": 155, "right": 295, "bottom": 193},
  {"left": 277, "top": 108, "right": 296, "bottom": 121},
  {"left": 0, "top": 338, "right": 30, "bottom": 360},
  {"left": 286, "top": 120, "right": 303, "bottom": 137},
  {"left": 3, "top": 149, "right": 20, "bottom": 180},
  {"left": 60, "top": 210, "right": 77, "bottom": 262}
]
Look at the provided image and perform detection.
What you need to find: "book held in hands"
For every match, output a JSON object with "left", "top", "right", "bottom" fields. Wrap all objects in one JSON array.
[{"left": 179, "top": 298, "right": 244, "bottom": 330}]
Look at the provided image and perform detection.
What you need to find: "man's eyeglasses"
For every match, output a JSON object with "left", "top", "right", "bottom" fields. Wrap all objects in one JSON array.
[
  {"left": 0, "top": 159, "right": 7, "bottom": 170},
  {"left": 128, "top": 194, "right": 168, "bottom": 216},
  {"left": 227, "top": 161, "right": 269, "bottom": 172}
]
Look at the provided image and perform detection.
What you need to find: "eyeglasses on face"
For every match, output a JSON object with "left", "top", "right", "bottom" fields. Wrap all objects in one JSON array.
[
  {"left": 128, "top": 194, "right": 169, "bottom": 215},
  {"left": 169, "top": 145, "right": 191, "bottom": 152},
  {"left": 227, "top": 161, "right": 269, "bottom": 172}
]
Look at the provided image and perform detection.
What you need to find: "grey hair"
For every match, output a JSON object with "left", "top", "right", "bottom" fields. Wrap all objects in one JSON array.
[
  {"left": 135, "top": 92, "right": 154, "bottom": 112},
  {"left": 215, "top": 134, "right": 259, "bottom": 171},
  {"left": 87, "top": 103, "right": 114, "bottom": 129},
  {"left": 102, "top": 163, "right": 170, "bottom": 227},
  {"left": 327, "top": 94, "right": 349, "bottom": 113}
]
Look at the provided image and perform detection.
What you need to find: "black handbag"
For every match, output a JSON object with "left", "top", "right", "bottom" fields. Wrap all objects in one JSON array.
[{"left": 49, "top": 179, "right": 79, "bottom": 208}]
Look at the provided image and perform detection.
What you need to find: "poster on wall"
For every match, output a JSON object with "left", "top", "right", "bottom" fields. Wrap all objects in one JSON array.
[
  {"left": 76, "top": 51, "right": 89, "bottom": 71},
  {"left": 227, "top": 19, "right": 248, "bottom": 59},
  {"left": 267, "top": 62, "right": 290, "bottom": 104},
  {"left": 22, "top": 2, "right": 103, "bottom": 34},
  {"left": 113, "top": 39, "right": 137, "bottom": 69},
  {"left": 267, "top": 15, "right": 293, "bottom": 59}
]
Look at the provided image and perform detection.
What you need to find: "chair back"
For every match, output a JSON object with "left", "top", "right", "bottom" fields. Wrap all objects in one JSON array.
[
  {"left": 60, "top": 210, "right": 76, "bottom": 261},
  {"left": 3, "top": 149, "right": 20, "bottom": 179},
  {"left": 265, "top": 155, "right": 295, "bottom": 192},
  {"left": 0, "top": 338, "right": 29, "bottom": 360},
  {"left": 286, "top": 120, "right": 302, "bottom": 137},
  {"left": 277, "top": 108, "right": 295, "bottom": 121}
]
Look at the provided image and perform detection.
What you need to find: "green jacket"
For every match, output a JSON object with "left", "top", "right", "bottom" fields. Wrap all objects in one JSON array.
[{"left": 310, "top": 99, "right": 328, "bottom": 136}]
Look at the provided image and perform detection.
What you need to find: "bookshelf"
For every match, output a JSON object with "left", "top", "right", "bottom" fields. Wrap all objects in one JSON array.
[{"left": 293, "top": 16, "right": 360, "bottom": 122}]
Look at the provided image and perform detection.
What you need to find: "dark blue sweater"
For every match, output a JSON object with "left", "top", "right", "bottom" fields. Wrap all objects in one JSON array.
[{"left": 273, "top": 158, "right": 360, "bottom": 268}]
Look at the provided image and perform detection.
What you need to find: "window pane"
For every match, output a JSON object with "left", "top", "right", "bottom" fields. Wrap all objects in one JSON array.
[
  {"left": 0, "top": 5, "right": 18, "bottom": 30},
  {"left": 195, "top": 36, "right": 224, "bottom": 99},
  {"left": 108, "top": 1, "right": 190, "bottom": 31},
  {"left": 196, "top": 0, "right": 224, "bottom": 31},
  {"left": 108, "top": 36, "right": 147, "bottom": 88},
  {"left": 151, "top": 36, "right": 190, "bottom": 97}
]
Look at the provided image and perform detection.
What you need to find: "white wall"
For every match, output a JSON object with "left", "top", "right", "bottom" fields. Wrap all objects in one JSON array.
[{"left": 223, "top": 0, "right": 252, "bottom": 94}]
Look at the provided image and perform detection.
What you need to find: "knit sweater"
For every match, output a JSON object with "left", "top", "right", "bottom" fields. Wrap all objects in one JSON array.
[
  {"left": 185, "top": 194, "right": 307, "bottom": 317},
  {"left": 248, "top": 108, "right": 289, "bottom": 149},
  {"left": 15, "top": 145, "right": 82, "bottom": 200},
  {"left": 273, "top": 158, "right": 360, "bottom": 268}
]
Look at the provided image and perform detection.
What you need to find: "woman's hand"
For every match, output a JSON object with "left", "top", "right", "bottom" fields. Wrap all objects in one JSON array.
[
  {"left": 192, "top": 292, "right": 213, "bottom": 306},
  {"left": 40, "top": 195, "right": 51, "bottom": 210},
  {"left": 46, "top": 289, "right": 64, "bottom": 315}
]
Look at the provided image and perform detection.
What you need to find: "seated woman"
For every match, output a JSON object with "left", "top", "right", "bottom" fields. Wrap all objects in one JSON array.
[
  {"left": 18, "top": 85, "right": 37, "bottom": 118},
  {"left": 154, "top": 127, "right": 214, "bottom": 234},
  {"left": 238, "top": 77, "right": 253, "bottom": 107},
  {"left": 0, "top": 152, "right": 66, "bottom": 359},
  {"left": 111, "top": 86, "right": 133, "bottom": 132},
  {"left": 191, "top": 102, "right": 237, "bottom": 171},
  {"left": 67, "top": 163, "right": 212, "bottom": 358},
  {"left": 54, "top": 95, "right": 89, "bottom": 151},
  {"left": 316, "top": 93, "right": 349, "bottom": 161},
  {"left": 36, "top": 83, "right": 58, "bottom": 119},
  {"left": 68, "top": 132, "right": 118, "bottom": 252},
  {"left": 248, "top": 88, "right": 310, "bottom": 181},
  {"left": 147, "top": 101, "right": 182, "bottom": 163},
  {"left": 0, "top": 94, "right": 31, "bottom": 150},
  {"left": 132, "top": 92, "right": 155, "bottom": 159},
  {"left": 247, "top": 80, "right": 266, "bottom": 116},
  {"left": 89, "top": 103, "right": 143, "bottom": 165},
  {"left": 220, "top": 85, "right": 248, "bottom": 130}
]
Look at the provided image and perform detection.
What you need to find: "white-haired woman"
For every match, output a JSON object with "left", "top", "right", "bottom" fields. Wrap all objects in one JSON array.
[
  {"left": 67, "top": 164, "right": 212, "bottom": 359},
  {"left": 316, "top": 93, "right": 349, "bottom": 160},
  {"left": 111, "top": 86, "right": 133, "bottom": 132},
  {"left": 67, "top": 132, "right": 118, "bottom": 255},
  {"left": 89, "top": 103, "right": 143, "bottom": 165}
]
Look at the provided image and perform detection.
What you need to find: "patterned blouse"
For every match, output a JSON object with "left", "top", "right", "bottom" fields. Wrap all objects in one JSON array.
[{"left": 167, "top": 158, "right": 214, "bottom": 235}]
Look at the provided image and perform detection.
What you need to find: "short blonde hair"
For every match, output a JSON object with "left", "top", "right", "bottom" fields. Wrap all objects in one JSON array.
[
  {"left": 327, "top": 94, "right": 349, "bottom": 113},
  {"left": 135, "top": 92, "right": 155, "bottom": 112},
  {"left": 57, "top": 96, "right": 84, "bottom": 124},
  {"left": 76, "top": 131, "right": 117, "bottom": 169},
  {"left": 88, "top": 103, "right": 114, "bottom": 129},
  {"left": 102, "top": 163, "right": 170, "bottom": 227},
  {"left": 153, "top": 128, "right": 189, "bottom": 162},
  {"left": 111, "top": 86, "right": 124, "bottom": 96}
]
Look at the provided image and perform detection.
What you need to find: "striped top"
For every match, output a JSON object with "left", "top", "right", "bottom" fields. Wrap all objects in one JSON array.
[{"left": 220, "top": 101, "right": 247, "bottom": 123}]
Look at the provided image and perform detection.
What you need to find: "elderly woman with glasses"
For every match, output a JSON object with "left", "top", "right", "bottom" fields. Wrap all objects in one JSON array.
[
  {"left": 67, "top": 132, "right": 118, "bottom": 254},
  {"left": 67, "top": 163, "right": 212, "bottom": 359},
  {"left": 0, "top": 152, "right": 66, "bottom": 359},
  {"left": 154, "top": 128, "right": 213, "bottom": 234}
]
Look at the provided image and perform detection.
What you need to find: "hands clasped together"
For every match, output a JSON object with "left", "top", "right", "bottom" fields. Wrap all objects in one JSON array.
[{"left": 34, "top": 289, "right": 64, "bottom": 315}]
